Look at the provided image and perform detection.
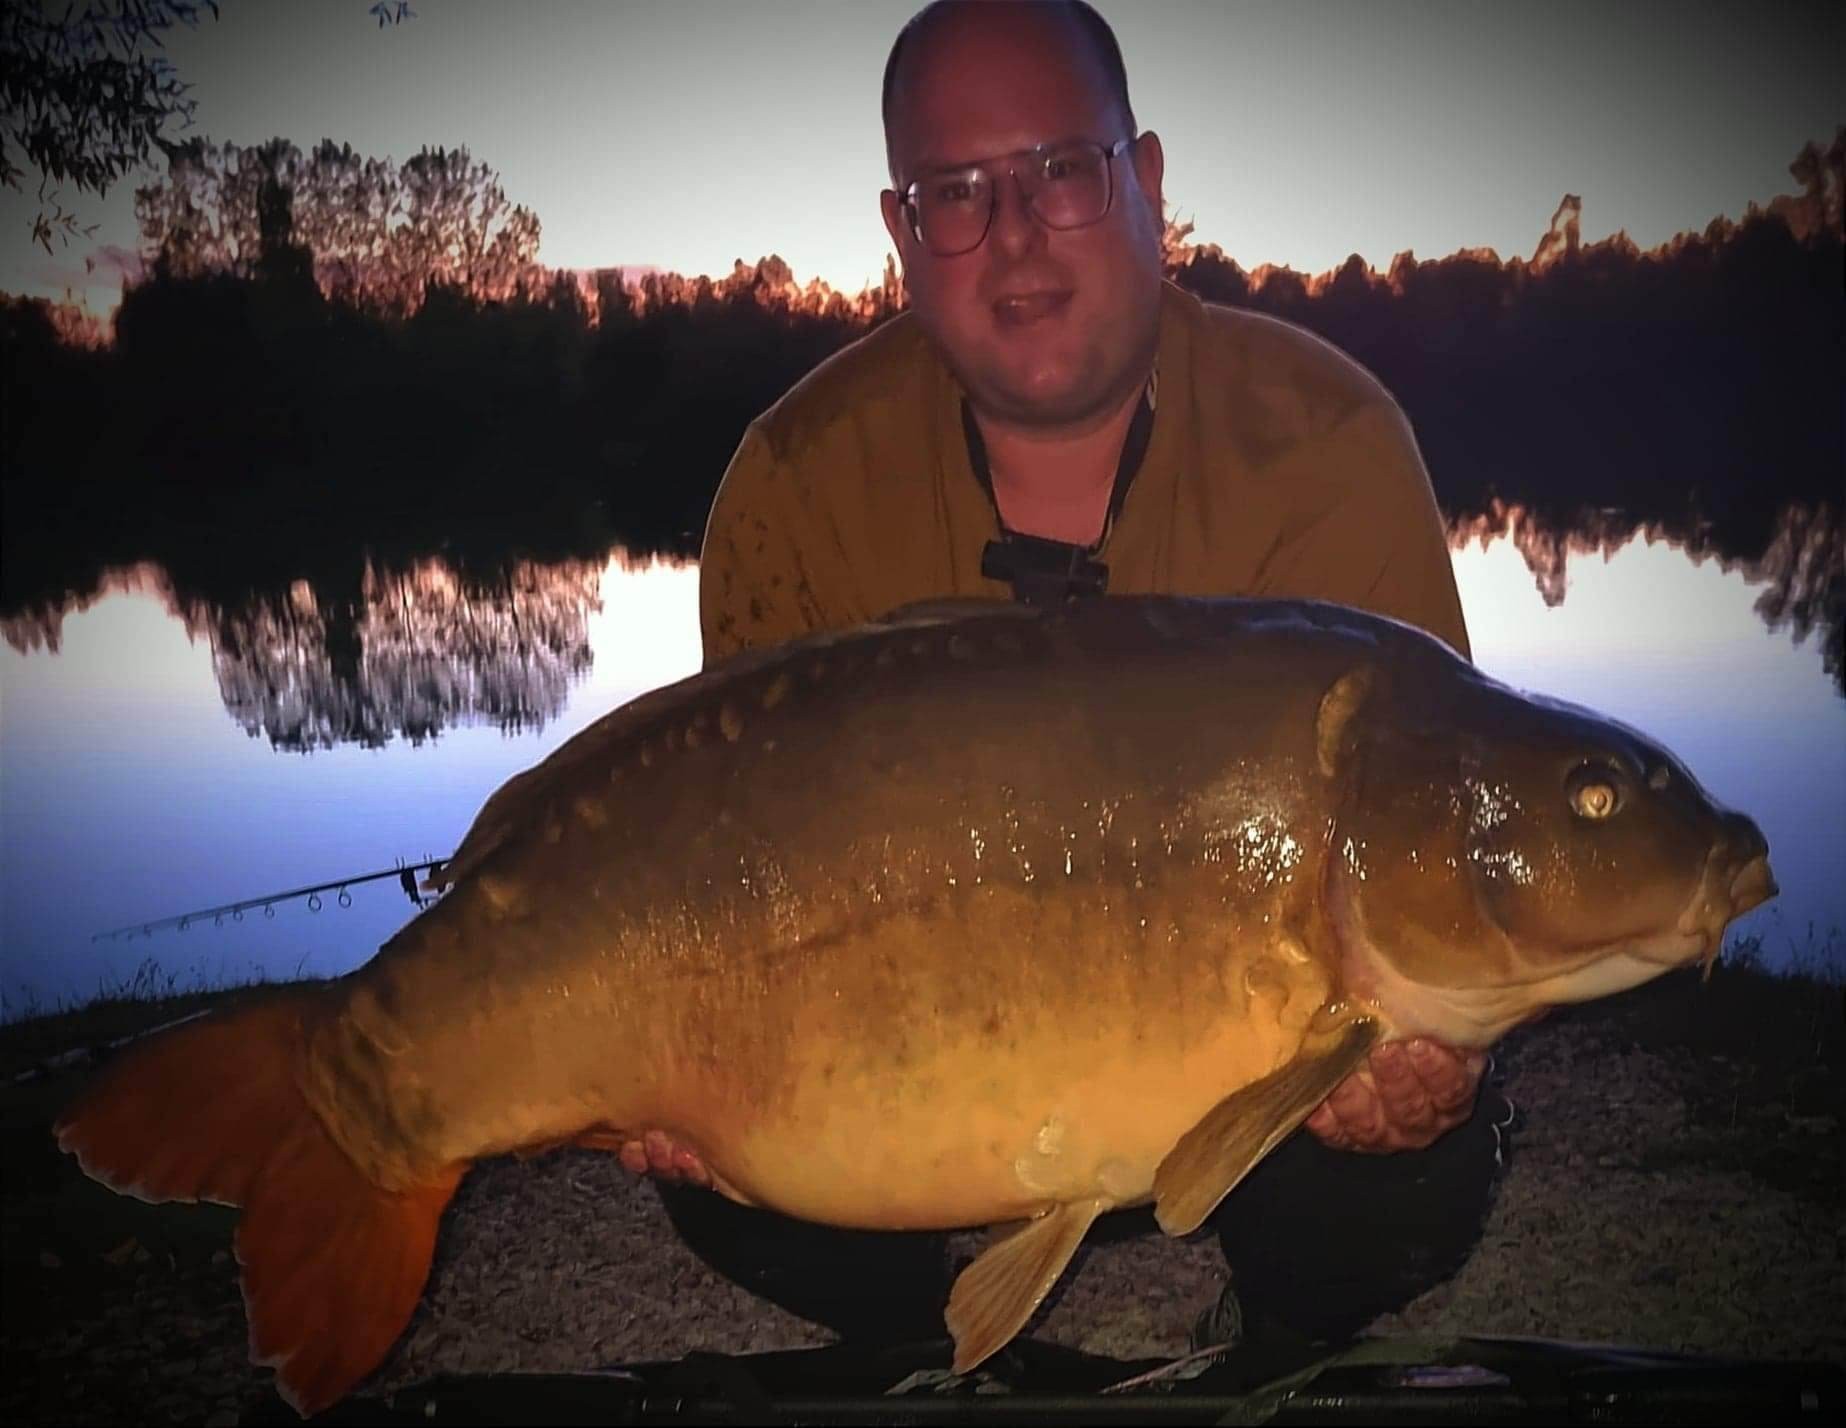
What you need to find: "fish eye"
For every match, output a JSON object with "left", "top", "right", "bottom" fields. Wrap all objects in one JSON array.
[{"left": 1566, "top": 763, "right": 1623, "bottom": 821}]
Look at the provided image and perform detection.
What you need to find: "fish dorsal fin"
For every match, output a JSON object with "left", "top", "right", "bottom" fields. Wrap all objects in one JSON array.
[
  {"left": 1153, "top": 1017, "right": 1379, "bottom": 1235},
  {"left": 427, "top": 613, "right": 961, "bottom": 894},
  {"left": 422, "top": 763, "right": 545, "bottom": 893},
  {"left": 424, "top": 643, "right": 803, "bottom": 892},
  {"left": 945, "top": 1195, "right": 1109, "bottom": 1374},
  {"left": 429, "top": 603, "right": 1047, "bottom": 894},
  {"left": 875, "top": 597, "right": 1040, "bottom": 627}
]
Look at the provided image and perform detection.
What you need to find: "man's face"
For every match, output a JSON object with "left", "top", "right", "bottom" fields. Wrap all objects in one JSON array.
[{"left": 881, "top": 10, "right": 1166, "bottom": 432}]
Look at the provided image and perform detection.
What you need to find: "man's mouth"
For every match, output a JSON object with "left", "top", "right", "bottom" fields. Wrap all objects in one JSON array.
[{"left": 993, "top": 290, "right": 1072, "bottom": 328}]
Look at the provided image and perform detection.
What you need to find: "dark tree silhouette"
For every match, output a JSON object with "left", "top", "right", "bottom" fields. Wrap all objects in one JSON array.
[{"left": 136, "top": 137, "right": 541, "bottom": 314}]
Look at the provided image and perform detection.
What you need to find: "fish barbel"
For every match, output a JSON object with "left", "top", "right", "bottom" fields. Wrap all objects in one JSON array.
[{"left": 55, "top": 596, "right": 1775, "bottom": 1414}]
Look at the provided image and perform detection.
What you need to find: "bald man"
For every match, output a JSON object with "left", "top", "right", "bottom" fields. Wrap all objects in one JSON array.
[{"left": 662, "top": 0, "right": 1508, "bottom": 1353}]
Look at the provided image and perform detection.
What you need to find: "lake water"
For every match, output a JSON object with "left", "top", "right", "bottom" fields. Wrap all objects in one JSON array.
[{"left": 1, "top": 519, "right": 1841, "bottom": 1019}]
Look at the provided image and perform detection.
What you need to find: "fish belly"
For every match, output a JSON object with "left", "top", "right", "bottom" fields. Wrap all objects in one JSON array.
[
  {"left": 642, "top": 886, "right": 1338, "bottom": 1232},
  {"left": 719, "top": 1017, "right": 1304, "bottom": 1230}
]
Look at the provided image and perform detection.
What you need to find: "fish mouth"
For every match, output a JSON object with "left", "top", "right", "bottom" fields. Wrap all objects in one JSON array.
[
  {"left": 1728, "top": 855, "right": 1777, "bottom": 917},
  {"left": 1696, "top": 853, "right": 1777, "bottom": 979},
  {"left": 1671, "top": 842, "right": 1777, "bottom": 977}
]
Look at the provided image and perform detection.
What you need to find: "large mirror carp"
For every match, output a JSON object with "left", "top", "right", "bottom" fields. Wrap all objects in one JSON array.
[{"left": 55, "top": 596, "right": 1776, "bottom": 1415}]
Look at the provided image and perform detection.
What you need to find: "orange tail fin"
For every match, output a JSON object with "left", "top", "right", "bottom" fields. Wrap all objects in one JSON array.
[{"left": 53, "top": 992, "right": 465, "bottom": 1417}]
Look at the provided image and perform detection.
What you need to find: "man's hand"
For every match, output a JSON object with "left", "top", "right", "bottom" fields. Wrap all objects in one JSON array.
[
  {"left": 616, "top": 1129, "right": 712, "bottom": 1187},
  {"left": 1303, "top": 1039, "right": 1486, "bottom": 1153}
]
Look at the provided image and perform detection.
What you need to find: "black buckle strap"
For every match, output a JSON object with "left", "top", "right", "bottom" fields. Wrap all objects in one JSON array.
[
  {"left": 979, "top": 532, "right": 1110, "bottom": 606},
  {"left": 965, "top": 379, "right": 1155, "bottom": 607}
]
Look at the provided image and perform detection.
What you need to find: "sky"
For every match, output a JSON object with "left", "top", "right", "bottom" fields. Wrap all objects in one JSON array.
[{"left": 2, "top": 0, "right": 1840, "bottom": 316}]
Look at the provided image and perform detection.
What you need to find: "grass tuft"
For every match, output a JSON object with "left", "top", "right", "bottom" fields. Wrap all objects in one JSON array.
[{"left": 0, "top": 956, "right": 334, "bottom": 1084}]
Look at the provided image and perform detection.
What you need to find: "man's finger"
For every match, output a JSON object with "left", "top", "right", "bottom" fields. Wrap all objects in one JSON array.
[
  {"left": 1306, "top": 1043, "right": 1490, "bottom": 1153},
  {"left": 1368, "top": 1043, "right": 1437, "bottom": 1132},
  {"left": 1322, "top": 1070, "right": 1389, "bottom": 1147},
  {"left": 670, "top": 1145, "right": 713, "bottom": 1186},
  {"left": 1303, "top": 1101, "right": 1355, "bottom": 1150},
  {"left": 1404, "top": 1040, "right": 1487, "bottom": 1114}
]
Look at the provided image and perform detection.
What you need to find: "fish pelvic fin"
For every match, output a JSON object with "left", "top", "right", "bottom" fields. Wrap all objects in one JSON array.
[
  {"left": 945, "top": 1195, "right": 1109, "bottom": 1375},
  {"left": 52, "top": 992, "right": 466, "bottom": 1417},
  {"left": 1153, "top": 1017, "right": 1379, "bottom": 1236}
]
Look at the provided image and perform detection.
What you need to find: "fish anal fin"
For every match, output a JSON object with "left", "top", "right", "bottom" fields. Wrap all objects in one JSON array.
[
  {"left": 513, "top": 1138, "right": 567, "bottom": 1161},
  {"left": 945, "top": 1196, "right": 1108, "bottom": 1375},
  {"left": 571, "top": 1124, "right": 632, "bottom": 1154},
  {"left": 1154, "top": 1017, "right": 1379, "bottom": 1236},
  {"left": 509, "top": 1122, "right": 629, "bottom": 1160},
  {"left": 240, "top": 1132, "right": 462, "bottom": 1417},
  {"left": 52, "top": 991, "right": 466, "bottom": 1416}
]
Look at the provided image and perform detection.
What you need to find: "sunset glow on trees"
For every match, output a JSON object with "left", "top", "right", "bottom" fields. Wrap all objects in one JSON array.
[{"left": 134, "top": 137, "right": 543, "bottom": 313}]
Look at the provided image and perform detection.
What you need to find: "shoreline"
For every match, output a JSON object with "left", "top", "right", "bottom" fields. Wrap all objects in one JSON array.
[{"left": 2, "top": 965, "right": 1840, "bottom": 1422}]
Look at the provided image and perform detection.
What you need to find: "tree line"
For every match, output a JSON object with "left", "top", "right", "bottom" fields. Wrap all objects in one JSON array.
[{"left": 2, "top": 131, "right": 1839, "bottom": 656}]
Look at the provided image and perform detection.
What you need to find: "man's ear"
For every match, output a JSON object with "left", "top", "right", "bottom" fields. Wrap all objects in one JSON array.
[
  {"left": 880, "top": 188, "right": 912, "bottom": 260},
  {"left": 1131, "top": 130, "right": 1165, "bottom": 214}
]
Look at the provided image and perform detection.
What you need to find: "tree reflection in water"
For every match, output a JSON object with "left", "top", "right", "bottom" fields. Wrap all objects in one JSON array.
[
  {"left": 0, "top": 497, "right": 1837, "bottom": 755},
  {"left": 0, "top": 554, "right": 618, "bottom": 752},
  {"left": 1451, "top": 500, "right": 1842, "bottom": 697}
]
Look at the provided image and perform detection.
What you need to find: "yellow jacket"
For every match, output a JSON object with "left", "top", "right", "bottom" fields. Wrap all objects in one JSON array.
[{"left": 700, "top": 278, "right": 1468, "bottom": 665}]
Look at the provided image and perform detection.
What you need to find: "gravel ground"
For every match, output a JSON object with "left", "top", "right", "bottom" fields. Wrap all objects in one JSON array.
[{"left": 3, "top": 979, "right": 1841, "bottom": 1424}]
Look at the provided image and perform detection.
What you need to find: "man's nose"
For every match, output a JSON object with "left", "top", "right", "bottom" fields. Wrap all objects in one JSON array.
[{"left": 987, "top": 170, "right": 1048, "bottom": 258}]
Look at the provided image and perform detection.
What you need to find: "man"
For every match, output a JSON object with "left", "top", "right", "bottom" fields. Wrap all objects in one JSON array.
[{"left": 643, "top": 0, "right": 1506, "bottom": 1349}]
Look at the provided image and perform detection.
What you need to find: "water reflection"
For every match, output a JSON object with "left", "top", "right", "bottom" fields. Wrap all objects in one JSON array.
[
  {"left": 0, "top": 502, "right": 1838, "bottom": 763},
  {"left": 3, "top": 554, "right": 632, "bottom": 751},
  {"left": 0, "top": 523, "right": 1840, "bottom": 1018},
  {"left": 1451, "top": 500, "right": 1843, "bottom": 697},
  {"left": 0, "top": 550, "right": 704, "bottom": 1019}
]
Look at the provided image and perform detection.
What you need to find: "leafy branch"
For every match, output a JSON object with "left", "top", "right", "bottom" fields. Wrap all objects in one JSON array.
[{"left": 2, "top": 1, "right": 417, "bottom": 255}]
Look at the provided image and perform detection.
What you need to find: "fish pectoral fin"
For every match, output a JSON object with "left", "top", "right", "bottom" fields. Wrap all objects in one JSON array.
[
  {"left": 945, "top": 1196, "right": 1108, "bottom": 1375},
  {"left": 1153, "top": 1017, "right": 1379, "bottom": 1236}
]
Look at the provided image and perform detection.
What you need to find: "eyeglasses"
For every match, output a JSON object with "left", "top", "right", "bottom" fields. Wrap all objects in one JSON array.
[{"left": 897, "top": 137, "right": 1137, "bottom": 257}]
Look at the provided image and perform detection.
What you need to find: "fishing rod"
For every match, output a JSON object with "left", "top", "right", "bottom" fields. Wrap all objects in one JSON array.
[{"left": 90, "top": 857, "right": 453, "bottom": 943}]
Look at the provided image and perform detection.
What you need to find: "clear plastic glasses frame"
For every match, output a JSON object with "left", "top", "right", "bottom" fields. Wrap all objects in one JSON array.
[{"left": 898, "top": 136, "right": 1137, "bottom": 256}]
